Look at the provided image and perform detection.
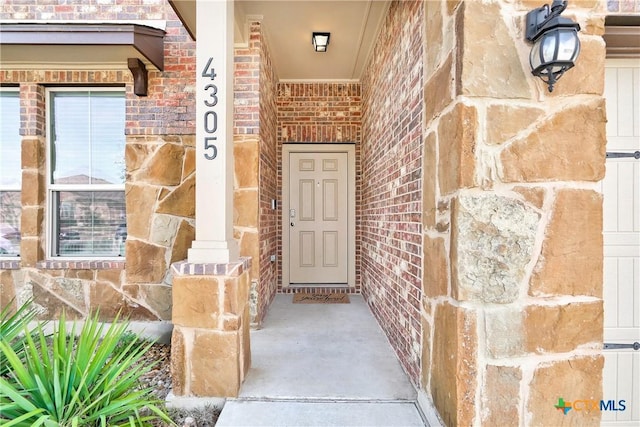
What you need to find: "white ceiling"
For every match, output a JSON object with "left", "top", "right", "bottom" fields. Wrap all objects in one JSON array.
[{"left": 171, "top": 0, "right": 391, "bottom": 82}]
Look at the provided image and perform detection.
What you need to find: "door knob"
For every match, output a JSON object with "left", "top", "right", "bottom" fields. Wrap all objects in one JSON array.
[{"left": 291, "top": 222, "right": 295, "bottom": 227}]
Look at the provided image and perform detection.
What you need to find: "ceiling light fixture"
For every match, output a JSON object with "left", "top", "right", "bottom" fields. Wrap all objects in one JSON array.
[
  {"left": 525, "top": 0, "right": 581, "bottom": 92},
  {"left": 312, "top": 32, "right": 330, "bottom": 52}
]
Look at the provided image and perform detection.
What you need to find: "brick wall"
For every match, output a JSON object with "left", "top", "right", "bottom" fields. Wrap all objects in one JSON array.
[
  {"left": 276, "top": 83, "right": 363, "bottom": 292},
  {"left": 233, "top": 20, "right": 279, "bottom": 325},
  {"left": 360, "top": 0, "right": 424, "bottom": 384}
]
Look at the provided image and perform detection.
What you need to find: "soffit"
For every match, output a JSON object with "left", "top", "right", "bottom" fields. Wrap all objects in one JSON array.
[
  {"left": 0, "top": 22, "right": 166, "bottom": 70},
  {"left": 169, "top": 0, "right": 391, "bottom": 82}
]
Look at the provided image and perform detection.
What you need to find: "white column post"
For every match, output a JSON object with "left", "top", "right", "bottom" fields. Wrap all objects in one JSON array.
[{"left": 188, "top": 0, "right": 239, "bottom": 264}]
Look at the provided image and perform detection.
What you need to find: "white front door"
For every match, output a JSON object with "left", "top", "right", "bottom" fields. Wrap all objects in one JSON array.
[
  {"left": 282, "top": 144, "right": 355, "bottom": 287},
  {"left": 601, "top": 58, "right": 640, "bottom": 426}
]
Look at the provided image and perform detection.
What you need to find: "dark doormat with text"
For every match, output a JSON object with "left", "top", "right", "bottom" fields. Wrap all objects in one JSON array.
[{"left": 292, "top": 293, "right": 350, "bottom": 304}]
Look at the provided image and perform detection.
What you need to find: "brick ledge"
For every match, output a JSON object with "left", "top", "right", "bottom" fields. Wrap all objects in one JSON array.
[
  {"left": 0, "top": 260, "right": 20, "bottom": 270},
  {"left": 171, "top": 257, "right": 252, "bottom": 277},
  {"left": 37, "top": 260, "right": 125, "bottom": 270}
]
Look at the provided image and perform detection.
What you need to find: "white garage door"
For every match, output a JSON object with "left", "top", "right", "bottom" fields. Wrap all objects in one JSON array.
[{"left": 601, "top": 58, "right": 640, "bottom": 426}]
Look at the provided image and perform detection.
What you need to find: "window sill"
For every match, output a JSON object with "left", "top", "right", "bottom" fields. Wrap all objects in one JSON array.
[
  {"left": 38, "top": 260, "right": 125, "bottom": 270},
  {"left": 0, "top": 259, "right": 20, "bottom": 270}
]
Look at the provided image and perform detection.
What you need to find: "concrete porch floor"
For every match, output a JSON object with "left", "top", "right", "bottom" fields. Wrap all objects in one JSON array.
[{"left": 216, "top": 294, "right": 429, "bottom": 426}]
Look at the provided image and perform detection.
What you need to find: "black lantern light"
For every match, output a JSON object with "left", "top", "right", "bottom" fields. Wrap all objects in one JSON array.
[
  {"left": 525, "top": 0, "right": 581, "bottom": 92},
  {"left": 312, "top": 32, "right": 330, "bottom": 52}
]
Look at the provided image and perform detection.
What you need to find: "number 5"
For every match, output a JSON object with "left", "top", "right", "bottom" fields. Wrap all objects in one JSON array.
[{"left": 204, "top": 137, "right": 217, "bottom": 160}]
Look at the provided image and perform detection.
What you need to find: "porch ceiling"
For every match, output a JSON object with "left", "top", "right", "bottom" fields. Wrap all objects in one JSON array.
[{"left": 169, "top": 0, "right": 391, "bottom": 82}]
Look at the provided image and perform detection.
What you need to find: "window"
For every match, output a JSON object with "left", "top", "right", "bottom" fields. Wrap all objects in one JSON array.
[
  {"left": 47, "top": 89, "right": 126, "bottom": 258},
  {"left": 0, "top": 89, "right": 21, "bottom": 257}
]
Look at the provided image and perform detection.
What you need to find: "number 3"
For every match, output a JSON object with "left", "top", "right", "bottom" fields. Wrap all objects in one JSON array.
[{"left": 204, "top": 84, "right": 218, "bottom": 107}]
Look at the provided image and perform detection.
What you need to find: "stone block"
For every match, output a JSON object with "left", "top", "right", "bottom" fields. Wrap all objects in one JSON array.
[
  {"left": 486, "top": 104, "right": 544, "bottom": 146},
  {"left": 20, "top": 237, "right": 43, "bottom": 267},
  {"left": 49, "top": 278, "right": 87, "bottom": 313},
  {"left": 431, "top": 302, "right": 477, "bottom": 427},
  {"left": 95, "top": 269, "right": 123, "bottom": 287},
  {"left": 150, "top": 214, "right": 179, "bottom": 247},
  {"left": 32, "top": 280, "right": 83, "bottom": 320},
  {"left": 234, "top": 189, "right": 258, "bottom": 228},
  {"left": 512, "top": 186, "right": 545, "bottom": 210},
  {"left": 422, "top": 235, "right": 448, "bottom": 298},
  {"left": 21, "top": 137, "right": 44, "bottom": 169},
  {"left": 482, "top": 365, "right": 522, "bottom": 427},
  {"left": 484, "top": 306, "right": 525, "bottom": 358},
  {"left": 456, "top": 2, "right": 530, "bottom": 99},
  {"left": 122, "top": 283, "right": 173, "bottom": 320},
  {"left": 0, "top": 271, "right": 17, "bottom": 313},
  {"left": 234, "top": 140, "right": 259, "bottom": 188},
  {"left": 172, "top": 275, "right": 220, "bottom": 328},
  {"left": 530, "top": 189, "right": 603, "bottom": 297},
  {"left": 438, "top": 103, "right": 477, "bottom": 195},
  {"left": 125, "top": 183, "right": 160, "bottom": 240},
  {"left": 528, "top": 356, "right": 603, "bottom": 426},
  {"left": 137, "top": 143, "right": 185, "bottom": 186},
  {"left": 238, "top": 230, "right": 259, "bottom": 280},
  {"left": 170, "top": 327, "right": 187, "bottom": 396},
  {"left": 125, "top": 143, "right": 152, "bottom": 176},
  {"left": 20, "top": 206, "right": 42, "bottom": 237},
  {"left": 552, "top": 38, "right": 605, "bottom": 96},
  {"left": 21, "top": 170, "right": 44, "bottom": 206},
  {"left": 524, "top": 301, "right": 603, "bottom": 354},
  {"left": 420, "top": 314, "right": 431, "bottom": 390},
  {"left": 156, "top": 174, "right": 195, "bottom": 218},
  {"left": 191, "top": 330, "right": 241, "bottom": 397},
  {"left": 423, "top": 132, "right": 437, "bottom": 229},
  {"left": 125, "top": 239, "right": 167, "bottom": 284},
  {"left": 89, "top": 281, "right": 157, "bottom": 321},
  {"left": 451, "top": 193, "right": 540, "bottom": 303},
  {"left": 241, "top": 304, "right": 251, "bottom": 379},
  {"left": 170, "top": 220, "right": 195, "bottom": 264},
  {"left": 424, "top": 54, "right": 453, "bottom": 124},
  {"left": 182, "top": 147, "right": 195, "bottom": 179},
  {"left": 424, "top": 0, "right": 444, "bottom": 77},
  {"left": 500, "top": 99, "right": 606, "bottom": 183}
]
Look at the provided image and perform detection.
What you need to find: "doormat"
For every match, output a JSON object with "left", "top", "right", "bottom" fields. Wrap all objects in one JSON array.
[{"left": 292, "top": 293, "right": 350, "bottom": 304}]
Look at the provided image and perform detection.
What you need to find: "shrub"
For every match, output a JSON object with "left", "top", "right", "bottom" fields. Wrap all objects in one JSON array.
[
  {"left": 0, "top": 309, "right": 174, "bottom": 426},
  {"left": 0, "top": 298, "right": 38, "bottom": 378}
]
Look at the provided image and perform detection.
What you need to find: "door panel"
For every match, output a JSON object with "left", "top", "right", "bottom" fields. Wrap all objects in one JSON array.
[
  {"left": 289, "top": 152, "right": 348, "bottom": 284},
  {"left": 602, "top": 58, "right": 640, "bottom": 426}
]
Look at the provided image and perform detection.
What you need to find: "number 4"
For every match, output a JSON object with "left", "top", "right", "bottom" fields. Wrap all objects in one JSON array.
[{"left": 201, "top": 57, "right": 217, "bottom": 80}]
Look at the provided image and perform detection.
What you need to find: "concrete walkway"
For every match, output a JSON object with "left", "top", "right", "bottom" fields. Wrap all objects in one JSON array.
[{"left": 216, "top": 294, "right": 428, "bottom": 426}]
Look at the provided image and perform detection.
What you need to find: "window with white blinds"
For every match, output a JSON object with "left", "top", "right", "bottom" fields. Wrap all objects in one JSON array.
[
  {"left": 48, "top": 89, "right": 126, "bottom": 257},
  {"left": 0, "top": 89, "right": 21, "bottom": 257}
]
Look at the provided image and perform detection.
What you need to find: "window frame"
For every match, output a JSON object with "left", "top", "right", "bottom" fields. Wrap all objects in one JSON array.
[
  {"left": 45, "top": 87, "right": 126, "bottom": 260},
  {"left": 0, "top": 87, "right": 22, "bottom": 259}
]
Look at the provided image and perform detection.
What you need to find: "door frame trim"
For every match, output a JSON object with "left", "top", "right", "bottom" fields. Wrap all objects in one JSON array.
[{"left": 282, "top": 143, "right": 356, "bottom": 289}]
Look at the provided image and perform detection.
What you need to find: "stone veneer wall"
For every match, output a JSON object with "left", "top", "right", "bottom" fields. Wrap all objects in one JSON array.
[
  {"left": 421, "top": 1, "right": 606, "bottom": 425},
  {"left": 0, "top": 0, "right": 196, "bottom": 321},
  {"left": 233, "top": 21, "right": 279, "bottom": 326},
  {"left": 276, "top": 83, "right": 363, "bottom": 292},
  {"left": 360, "top": 0, "right": 424, "bottom": 383}
]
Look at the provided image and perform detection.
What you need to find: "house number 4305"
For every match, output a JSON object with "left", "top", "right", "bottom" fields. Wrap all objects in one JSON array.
[{"left": 202, "top": 57, "right": 218, "bottom": 160}]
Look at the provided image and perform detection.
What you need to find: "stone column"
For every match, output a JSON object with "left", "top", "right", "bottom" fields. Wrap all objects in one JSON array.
[
  {"left": 170, "top": 259, "right": 252, "bottom": 397},
  {"left": 422, "top": 1, "right": 606, "bottom": 426},
  {"left": 170, "top": 0, "right": 250, "bottom": 400},
  {"left": 188, "top": 0, "right": 238, "bottom": 264}
]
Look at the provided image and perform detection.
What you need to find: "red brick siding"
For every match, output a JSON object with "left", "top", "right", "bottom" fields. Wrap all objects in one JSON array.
[
  {"left": 257, "top": 25, "right": 280, "bottom": 322},
  {"left": 360, "top": 0, "right": 424, "bottom": 384},
  {"left": 276, "top": 83, "right": 363, "bottom": 292}
]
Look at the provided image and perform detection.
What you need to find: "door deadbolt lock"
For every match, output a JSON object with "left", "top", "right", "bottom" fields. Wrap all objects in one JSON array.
[{"left": 291, "top": 222, "right": 295, "bottom": 227}]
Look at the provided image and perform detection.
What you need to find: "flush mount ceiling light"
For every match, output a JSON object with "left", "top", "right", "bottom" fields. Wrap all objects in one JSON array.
[
  {"left": 525, "top": 0, "right": 581, "bottom": 92},
  {"left": 312, "top": 32, "right": 330, "bottom": 52}
]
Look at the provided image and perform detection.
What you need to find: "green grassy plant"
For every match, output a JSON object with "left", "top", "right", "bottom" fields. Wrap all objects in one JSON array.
[
  {"left": 0, "top": 309, "right": 174, "bottom": 426},
  {"left": 0, "top": 298, "right": 38, "bottom": 378}
]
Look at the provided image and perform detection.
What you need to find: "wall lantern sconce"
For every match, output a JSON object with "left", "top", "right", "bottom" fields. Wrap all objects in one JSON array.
[
  {"left": 525, "top": 0, "right": 581, "bottom": 92},
  {"left": 312, "top": 32, "right": 330, "bottom": 52}
]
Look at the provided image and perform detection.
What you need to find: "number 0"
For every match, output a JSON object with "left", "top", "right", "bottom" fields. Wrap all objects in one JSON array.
[{"left": 204, "top": 111, "right": 217, "bottom": 133}]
